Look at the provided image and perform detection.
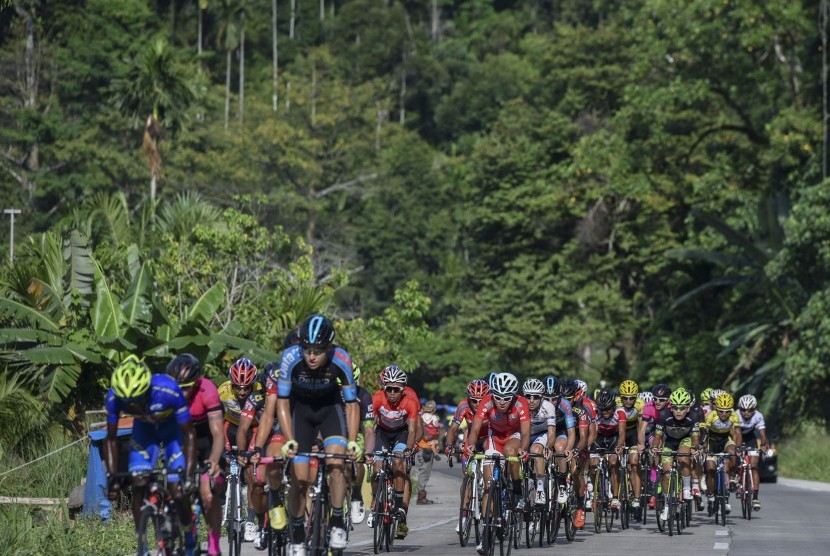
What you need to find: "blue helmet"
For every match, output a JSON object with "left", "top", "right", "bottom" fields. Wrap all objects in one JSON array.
[
  {"left": 299, "top": 314, "right": 335, "bottom": 347},
  {"left": 544, "top": 375, "right": 558, "bottom": 397}
]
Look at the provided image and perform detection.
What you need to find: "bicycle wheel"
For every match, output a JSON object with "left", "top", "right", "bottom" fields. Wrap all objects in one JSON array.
[
  {"left": 524, "top": 507, "right": 539, "bottom": 548},
  {"left": 228, "top": 480, "right": 243, "bottom": 556},
  {"left": 685, "top": 498, "right": 692, "bottom": 525},
  {"left": 621, "top": 498, "right": 630, "bottom": 530},
  {"left": 136, "top": 505, "right": 162, "bottom": 556},
  {"left": 547, "top": 486, "right": 561, "bottom": 544},
  {"left": 459, "top": 474, "right": 475, "bottom": 547},
  {"left": 605, "top": 496, "right": 614, "bottom": 533},
  {"left": 563, "top": 496, "right": 576, "bottom": 542},
  {"left": 308, "top": 494, "right": 326, "bottom": 556},
  {"left": 481, "top": 486, "right": 498, "bottom": 556},
  {"left": 666, "top": 472, "right": 676, "bottom": 537},
  {"left": 372, "top": 480, "right": 387, "bottom": 554},
  {"left": 592, "top": 469, "right": 603, "bottom": 534}
]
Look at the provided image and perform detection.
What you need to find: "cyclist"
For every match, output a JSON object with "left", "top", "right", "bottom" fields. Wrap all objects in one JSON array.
[
  {"left": 700, "top": 387, "right": 715, "bottom": 417},
  {"left": 702, "top": 391, "right": 742, "bottom": 515},
  {"left": 589, "top": 389, "right": 624, "bottom": 513},
  {"left": 262, "top": 314, "right": 360, "bottom": 556},
  {"left": 465, "top": 372, "right": 531, "bottom": 556},
  {"left": 219, "top": 357, "right": 271, "bottom": 547},
  {"left": 638, "top": 383, "right": 672, "bottom": 508},
  {"left": 543, "top": 374, "right": 558, "bottom": 405},
  {"left": 348, "top": 363, "right": 375, "bottom": 524},
  {"left": 618, "top": 379, "right": 644, "bottom": 513},
  {"left": 568, "top": 378, "right": 597, "bottom": 528},
  {"left": 522, "top": 378, "right": 557, "bottom": 506},
  {"left": 737, "top": 394, "right": 768, "bottom": 511},
  {"left": 445, "top": 378, "right": 490, "bottom": 534},
  {"left": 104, "top": 355, "right": 197, "bottom": 556},
  {"left": 367, "top": 365, "right": 420, "bottom": 538},
  {"left": 651, "top": 387, "right": 700, "bottom": 522},
  {"left": 446, "top": 379, "right": 490, "bottom": 467},
  {"left": 685, "top": 388, "right": 706, "bottom": 501},
  {"left": 166, "top": 353, "right": 225, "bottom": 556},
  {"left": 550, "top": 379, "right": 578, "bottom": 500}
]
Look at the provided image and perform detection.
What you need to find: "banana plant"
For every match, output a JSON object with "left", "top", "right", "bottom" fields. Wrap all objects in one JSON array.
[{"left": 0, "top": 230, "right": 278, "bottom": 405}]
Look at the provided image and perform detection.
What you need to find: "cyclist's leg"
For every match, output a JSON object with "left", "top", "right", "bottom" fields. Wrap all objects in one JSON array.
[
  {"left": 608, "top": 453, "right": 620, "bottom": 500},
  {"left": 159, "top": 421, "right": 193, "bottom": 532},
  {"left": 677, "top": 440, "right": 693, "bottom": 497},
  {"left": 503, "top": 435, "right": 524, "bottom": 505},
  {"left": 625, "top": 430, "right": 641, "bottom": 501},
  {"left": 264, "top": 432, "right": 287, "bottom": 527},
  {"left": 128, "top": 422, "right": 161, "bottom": 525},
  {"left": 529, "top": 436, "right": 546, "bottom": 503}
]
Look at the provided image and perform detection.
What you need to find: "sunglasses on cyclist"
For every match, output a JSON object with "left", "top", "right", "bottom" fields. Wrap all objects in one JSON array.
[
  {"left": 654, "top": 397, "right": 668, "bottom": 403},
  {"left": 621, "top": 395, "right": 637, "bottom": 402},
  {"left": 233, "top": 384, "right": 253, "bottom": 392},
  {"left": 468, "top": 397, "right": 482, "bottom": 404},
  {"left": 384, "top": 386, "right": 404, "bottom": 394},
  {"left": 303, "top": 346, "right": 327, "bottom": 356},
  {"left": 492, "top": 394, "right": 514, "bottom": 403},
  {"left": 671, "top": 404, "right": 689, "bottom": 411},
  {"left": 525, "top": 394, "right": 543, "bottom": 400}
]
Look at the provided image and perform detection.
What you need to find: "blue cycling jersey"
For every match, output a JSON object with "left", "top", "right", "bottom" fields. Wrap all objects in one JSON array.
[
  {"left": 105, "top": 373, "right": 191, "bottom": 425},
  {"left": 555, "top": 398, "right": 576, "bottom": 430},
  {"left": 274, "top": 345, "right": 357, "bottom": 402}
]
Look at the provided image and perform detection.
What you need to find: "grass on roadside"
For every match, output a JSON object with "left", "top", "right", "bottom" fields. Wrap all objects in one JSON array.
[{"left": 778, "top": 422, "right": 830, "bottom": 482}]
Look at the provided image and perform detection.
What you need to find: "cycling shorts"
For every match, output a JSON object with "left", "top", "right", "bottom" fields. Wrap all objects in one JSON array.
[
  {"left": 129, "top": 419, "right": 185, "bottom": 481},
  {"left": 485, "top": 432, "right": 521, "bottom": 456},
  {"left": 291, "top": 398, "right": 348, "bottom": 463},
  {"left": 375, "top": 427, "right": 409, "bottom": 454}
]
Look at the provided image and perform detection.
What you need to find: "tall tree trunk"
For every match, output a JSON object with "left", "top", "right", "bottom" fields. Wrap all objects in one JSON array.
[
  {"left": 238, "top": 1, "right": 246, "bottom": 125},
  {"left": 278, "top": 0, "right": 280, "bottom": 113},
  {"left": 285, "top": 80, "right": 292, "bottom": 113},
  {"left": 225, "top": 49, "right": 232, "bottom": 129},
  {"left": 431, "top": 0, "right": 440, "bottom": 41},
  {"left": 197, "top": 3, "right": 203, "bottom": 56},
  {"left": 320, "top": 0, "right": 324, "bottom": 21},
  {"left": 290, "top": 0, "right": 296, "bottom": 39},
  {"left": 311, "top": 65, "right": 316, "bottom": 127},
  {"left": 823, "top": 0, "right": 828, "bottom": 180}
]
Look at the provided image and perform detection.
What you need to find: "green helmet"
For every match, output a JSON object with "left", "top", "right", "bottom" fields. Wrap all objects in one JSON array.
[
  {"left": 669, "top": 387, "right": 691, "bottom": 407},
  {"left": 700, "top": 387, "right": 714, "bottom": 404},
  {"left": 111, "top": 355, "right": 151, "bottom": 399}
]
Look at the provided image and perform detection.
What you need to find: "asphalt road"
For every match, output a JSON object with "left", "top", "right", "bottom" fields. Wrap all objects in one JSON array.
[{"left": 224, "top": 460, "right": 830, "bottom": 555}]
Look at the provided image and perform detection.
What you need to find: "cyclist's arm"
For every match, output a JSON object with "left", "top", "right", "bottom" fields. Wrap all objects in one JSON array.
[
  {"left": 731, "top": 425, "right": 742, "bottom": 448},
  {"left": 445, "top": 421, "right": 460, "bottom": 451},
  {"left": 104, "top": 421, "right": 119, "bottom": 476},
  {"left": 363, "top": 420, "right": 376, "bottom": 456},
  {"left": 587, "top": 421, "right": 597, "bottom": 447},
  {"left": 519, "top": 419, "right": 531, "bottom": 452},
  {"left": 565, "top": 424, "right": 576, "bottom": 452},
  {"left": 206, "top": 409, "right": 224, "bottom": 474},
  {"left": 345, "top": 400, "right": 359, "bottom": 443},
  {"left": 180, "top": 420, "right": 197, "bottom": 479},
  {"left": 637, "top": 417, "right": 648, "bottom": 448},
  {"left": 545, "top": 424, "right": 556, "bottom": 451},
  {"left": 406, "top": 417, "right": 418, "bottom": 451},
  {"left": 236, "top": 413, "right": 253, "bottom": 452},
  {"left": 615, "top": 415, "right": 626, "bottom": 450},
  {"left": 255, "top": 394, "right": 276, "bottom": 451},
  {"left": 276, "top": 397, "right": 293, "bottom": 443},
  {"left": 466, "top": 418, "right": 483, "bottom": 450}
]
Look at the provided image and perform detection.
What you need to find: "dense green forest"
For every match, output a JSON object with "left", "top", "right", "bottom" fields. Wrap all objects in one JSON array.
[{"left": 2, "top": 0, "right": 829, "bottom": 448}]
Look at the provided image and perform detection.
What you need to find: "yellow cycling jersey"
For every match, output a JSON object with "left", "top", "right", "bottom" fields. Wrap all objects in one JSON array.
[
  {"left": 615, "top": 396, "right": 645, "bottom": 429},
  {"left": 701, "top": 409, "right": 740, "bottom": 437},
  {"left": 218, "top": 380, "right": 264, "bottom": 426}
]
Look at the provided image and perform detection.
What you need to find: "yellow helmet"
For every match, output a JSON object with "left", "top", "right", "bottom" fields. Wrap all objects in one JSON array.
[
  {"left": 111, "top": 355, "right": 151, "bottom": 399},
  {"left": 715, "top": 392, "right": 734, "bottom": 411},
  {"left": 619, "top": 379, "right": 639, "bottom": 396}
]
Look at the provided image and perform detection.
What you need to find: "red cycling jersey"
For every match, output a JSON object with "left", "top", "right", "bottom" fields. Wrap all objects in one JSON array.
[
  {"left": 452, "top": 398, "right": 491, "bottom": 438},
  {"left": 473, "top": 394, "right": 531, "bottom": 438},
  {"left": 187, "top": 377, "right": 223, "bottom": 424},
  {"left": 372, "top": 386, "right": 421, "bottom": 432}
]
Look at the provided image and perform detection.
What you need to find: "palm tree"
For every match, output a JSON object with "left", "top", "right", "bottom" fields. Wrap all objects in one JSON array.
[{"left": 112, "top": 38, "right": 197, "bottom": 202}]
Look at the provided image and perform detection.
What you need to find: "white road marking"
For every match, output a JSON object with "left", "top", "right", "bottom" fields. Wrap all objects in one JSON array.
[{"left": 713, "top": 541, "right": 730, "bottom": 550}]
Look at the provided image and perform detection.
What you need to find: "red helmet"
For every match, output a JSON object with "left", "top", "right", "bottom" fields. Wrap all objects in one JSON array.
[
  {"left": 467, "top": 379, "right": 490, "bottom": 400},
  {"left": 229, "top": 357, "right": 257, "bottom": 387}
]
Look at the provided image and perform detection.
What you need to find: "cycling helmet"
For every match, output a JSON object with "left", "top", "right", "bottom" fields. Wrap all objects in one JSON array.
[
  {"left": 261, "top": 362, "right": 277, "bottom": 390},
  {"left": 595, "top": 389, "right": 616, "bottom": 411},
  {"left": 669, "top": 388, "right": 691, "bottom": 406},
  {"left": 714, "top": 392, "right": 734, "bottom": 411},
  {"left": 487, "top": 371, "right": 499, "bottom": 389},
  {"left": 651, "top": 383, "right": 672, "bottom": 398},
  {"left": 710, "top": 388, "right": 726, "bottom": 402},
  {"left": 380, "top": 365, "right": 407, "bottom": 385},
  {"left": 491, "top": 372, "right": 519, "bottom": 396},
  {"left": 522, "top": 378, "right": 545, "bottom": 396},
  {"left": 283, "top": 327, "right": 301, "bottom": 349},
  {"left": 559, "top": 378, "right": 579, "bottom": 399},
  {"left": 738, "top": 394, "right": 757, "bottom": 410},
  {"left": 467, "top": 379, "right": 490, "bottom": 400},
  {"left": 111, "top": 355, "right": 151, "bottom": 399},
  {"left": 575, "top": 379, "right": 588, "bottom": 397},
  {"left": 639, "top": 391, "right": 654, "bottom": 404},
  {"left": 299, "top": 314, "right": 335, "bottom": 347},
  {"left": 352, "top": 363, "right": 362, "bottom": 384},
  {"left": 166, "top": 353, "right": 203, "bottom": 384},
  {"left": 544, "top": 375, "right": 558, "bottom": 397},
  {"left": 229, "top": 357, "right": 257, "bottom": 387},
  {"left": 619, "top": 379, "right": 639, "bottom": 396},
  {"left": 700, "top": 387, "right": 714, "bottom": 404}
]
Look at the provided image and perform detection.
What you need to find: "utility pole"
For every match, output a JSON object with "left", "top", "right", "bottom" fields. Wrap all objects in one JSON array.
[{"left": 4, "top": 208, "right": 21, "bottom": 261}]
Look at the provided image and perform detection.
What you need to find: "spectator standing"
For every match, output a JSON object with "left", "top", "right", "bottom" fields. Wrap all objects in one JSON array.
[{"left": 413, "top": 400, "right": 442, "bottom": 504}]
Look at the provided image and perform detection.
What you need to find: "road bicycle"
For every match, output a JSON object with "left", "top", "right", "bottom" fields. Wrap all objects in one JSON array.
[
  {"left": 546, "top": 452, "right": 576, "bottom": 544},
  {"left": 656, "top": 449, "right": 693, "bottom": 536},
  {"left": 369, "top": 448, "right": 409, "bottom": 554},
  {"left": 295, "top": 452, "right": 354, "bottom": 556},
  {"left": 522, "top": 452, "right": 547, "bottom": 548},
  {"left": 735, "top": 447, "right": 755, "bottom": 521},
  {"left": 617, "top": 447, "right": 633, "bottom": 530},
  {"left": 449, "top": 448, "right": 482, "bottom": 547},
  {"left": 589, "top": 448, "right": 615, "bottom": 534},
  {"left": 223, "top": 451, "right": 247, "bottom": 556},
  {"left": 254, "top": 455, "right": 288, "bottom": 556},
  {"left": 638, "top": 448, "right": 661, "bottom": 525},
  {"left": 478, "top": 453, "right": 521, "bottom": 556},
  {"left": 706, "top": 451, "right": 735, "bottom": 527}
]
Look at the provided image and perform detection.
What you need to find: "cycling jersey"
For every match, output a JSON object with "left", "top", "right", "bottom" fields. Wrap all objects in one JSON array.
[
  {"left": 356, "top": 385, "right": 374, "bottom": 423},
  {"left": 595, "top": 407, "right": 624, "bottom": 438},
  {"left": 655, "top": 415, "right": 699, "bottom": 450},
  {"left": 640, "top": 401, "right": 671, "bottom": 439},
  {"left": 372, "top": 389, "right": 420, "bottom": 432},
  {"left": 473, "top": 394, "right": 531, "bottom": 438},
  {"left": 186, "top": 377, "right": 223, "bottom": 424},
  {"left": 105, "top": 374, "right": 190, "bottom": 425},
  {"left": 616, "top": 398, "right": 644, "bottom": 431},
  {"left": 271, "top": 345, "right": 356, "bottom": 403},
  {"left": 738, "top": 409, "right": 766, "bottom": 444},
  {"left": 553, "top": 398, "right": 577, "bottom": 434},
  {"left": 529, "top": 399, "right": 557, "bottom": 439},
  {"left": 702, "top": 410, "right": 740, "bottom": 439},
  {"left": 218, "top": 380, "right": 265, "bottom": 426}
]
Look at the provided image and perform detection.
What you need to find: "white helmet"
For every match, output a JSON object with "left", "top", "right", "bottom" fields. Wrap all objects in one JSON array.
[
  {"left": 639, "top": 391, "right": 654, "bottom": 403},
  {"left": 737, "top": 394, "right": 757, "bottom": 410},
  {"left": 522, "top": 378, "right": 545, "bottom": 396},
  {"left": 380, "top": 365, "right": 407, "bottom": 385},
  {"left": 710, "top": 388, "right": 726, "bottom": 402},
  {"left": 491, "top": 372, "right": 519, "bottom": 397}
]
